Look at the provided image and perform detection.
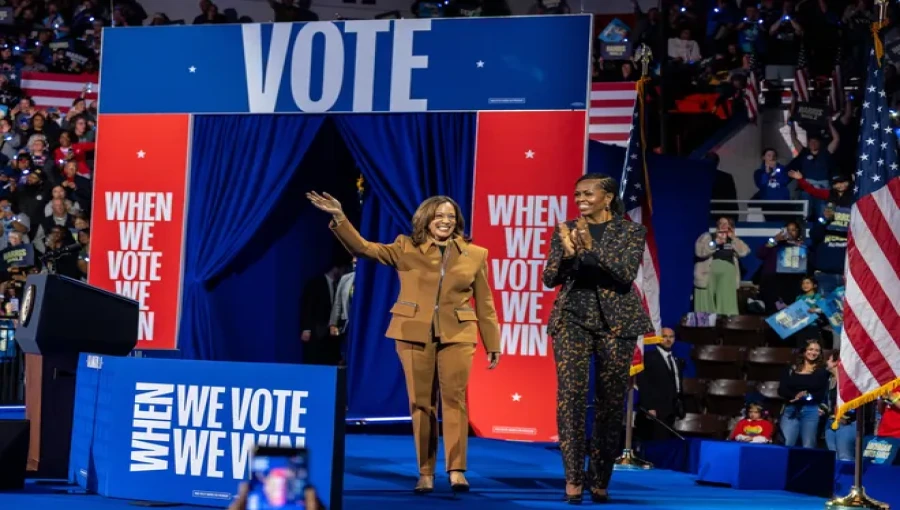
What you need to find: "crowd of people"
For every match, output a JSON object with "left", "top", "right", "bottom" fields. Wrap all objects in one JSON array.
[{"left": 593, "top": 0, "right": 899, "bottom": 125}]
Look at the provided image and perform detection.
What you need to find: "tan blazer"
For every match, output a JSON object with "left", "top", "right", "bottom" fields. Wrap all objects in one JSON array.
[{"left": 330, "top": 219, "right": 501, "bottom": 352}]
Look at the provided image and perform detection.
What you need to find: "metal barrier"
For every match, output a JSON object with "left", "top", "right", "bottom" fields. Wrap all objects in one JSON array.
[
  {"left": 0, "top": 315, "right": 22, "bottom": 405},
  {"left": 710, "top": 199, "right": 810, "bottom": 224}
]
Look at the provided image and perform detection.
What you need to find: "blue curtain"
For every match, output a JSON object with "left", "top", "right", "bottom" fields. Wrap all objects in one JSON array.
[
  {"left": 334, "top": 113, "right": 477, "bottom": 418},
  {"left": 588, "top": 141, "right": 714, "bottom": 377},
  {"left": 180, "top": 115, "right": 325, "bottom": 361}
]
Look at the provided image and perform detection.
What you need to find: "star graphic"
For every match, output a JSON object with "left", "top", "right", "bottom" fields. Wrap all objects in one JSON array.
[
  {"left": 512, "top": 393, "right": 522, "bottom": 402},
  {"left": 525, "top": 150, "right": 535, "bottom": 159},
  {"left": 137, "top": 150, "right": 146, "bottom": 159},
  {"left": 189, "top": 66, "right": 197, "bottom": 73},
  {"left": 476, "top": 60, "right": 484, "bottom": 68}
]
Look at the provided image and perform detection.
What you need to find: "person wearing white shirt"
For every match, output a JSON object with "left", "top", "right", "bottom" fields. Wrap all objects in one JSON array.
[{"left": 668, "top": 28, "right": 703, "bottom": 63}]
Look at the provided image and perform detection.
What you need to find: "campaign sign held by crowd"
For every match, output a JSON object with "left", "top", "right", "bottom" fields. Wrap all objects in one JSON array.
[
  {"left": 69, "top": 355, "right": 345, "bottom": 508},
  {"left": 98, "top": 16, "right": 591, "bottom": 114}
]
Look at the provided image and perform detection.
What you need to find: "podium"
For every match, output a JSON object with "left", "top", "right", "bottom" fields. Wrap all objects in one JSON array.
[{"left": 15, "top": 274, "right": 138, "bottom": 478}]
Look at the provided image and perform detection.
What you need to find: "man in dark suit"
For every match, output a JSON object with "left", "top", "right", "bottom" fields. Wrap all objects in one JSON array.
[
  {"left": 637, "top": 327, "right": 684, "bottom": 440},
  {"left": 301, "top": 262, "right": 347, "bottom": 365}
]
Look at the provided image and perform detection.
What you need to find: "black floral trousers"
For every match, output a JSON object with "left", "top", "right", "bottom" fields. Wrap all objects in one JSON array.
[{"left": 553, "top": 320, "right": 636, "bottom": 489}]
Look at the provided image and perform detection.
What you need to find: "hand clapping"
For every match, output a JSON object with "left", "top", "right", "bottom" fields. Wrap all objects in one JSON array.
[{"left": 558, "top": 223, "right": 576, "bottom": 258}]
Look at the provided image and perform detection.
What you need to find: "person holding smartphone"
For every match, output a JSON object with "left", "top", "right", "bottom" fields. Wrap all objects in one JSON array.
[
  {"left": 306, "top": 191, "right": 501, "bottom": 494},
  {"left": 693, "top": 216, "right": 750, "bottom": 316}
]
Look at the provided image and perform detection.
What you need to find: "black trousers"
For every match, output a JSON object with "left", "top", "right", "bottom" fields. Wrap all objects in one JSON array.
[{"left": 554, "top": 321, "right": 636, "bottom": 489}]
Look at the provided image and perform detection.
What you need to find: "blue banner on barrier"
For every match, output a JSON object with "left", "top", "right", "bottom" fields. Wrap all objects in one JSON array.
[
  {"left": 98, "top": 16, "right": 592, "bottom": 114},
  {"left": 69, "top": 354, "right": 345, "bottom": 508}
]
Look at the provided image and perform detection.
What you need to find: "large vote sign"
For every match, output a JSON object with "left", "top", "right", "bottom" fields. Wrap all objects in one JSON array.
[
  {"left": 467, "top": 111, "right": 586, "bottom": 442},
  {"left": 90, "top": 16, "right": 592, "bottom": 352},
  {"left": 69, "top": 354, "right": 345, "bottom": 508},
  {"left": 98, "top": 16, "right": 591, "bottom": 114}
]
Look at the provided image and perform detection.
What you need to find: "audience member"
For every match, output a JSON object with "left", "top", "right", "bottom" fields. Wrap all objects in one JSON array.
[
  {"left": 755, "top": 220, "right": 804, "bottom": 314},
  {"left": 824, "top": 350, "right": 855, "bottom": 460},
  {"left": 693, "top": 216, "right": 750, "bottom": 316},
  {"left": 729, "top": 403, "right": 774, "bottom": 443},
  {"left": 778, "top": 339, "right": 828, "bottom": 449}
]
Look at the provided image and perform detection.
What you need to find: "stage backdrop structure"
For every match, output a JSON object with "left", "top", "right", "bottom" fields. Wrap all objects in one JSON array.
[{"left": 88, "top": 16, "right": 593, "bottom": 455}]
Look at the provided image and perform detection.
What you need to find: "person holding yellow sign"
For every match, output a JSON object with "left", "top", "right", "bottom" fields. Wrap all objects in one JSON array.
[{"left": 787, "top": 171, "right": 854, "bottom": 295}]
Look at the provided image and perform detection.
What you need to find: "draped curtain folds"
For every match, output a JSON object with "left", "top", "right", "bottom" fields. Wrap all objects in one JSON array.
[
  {"left": 178, "top": 112, "right": 477, "bottom": 419},
  {"left": 180, "top": 114, "right": 325, "bottom": 361},
  {"left": 334, "top": 113, "right": 477, "bottom": 417}
]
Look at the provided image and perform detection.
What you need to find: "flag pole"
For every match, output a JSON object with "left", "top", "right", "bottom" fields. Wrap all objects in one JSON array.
[
  {"left": 825, "top": 407, "right": 887, "bottom": 509},
  {"left": 825, "top": 2, "right": 889, "bottom": 508},
  {"left": 615, "top": 44, "right": 654, "bottom": 472}
]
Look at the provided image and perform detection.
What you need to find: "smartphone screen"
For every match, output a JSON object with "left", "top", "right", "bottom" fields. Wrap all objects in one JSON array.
[{"left": 246, "top": 447, "right": 309, "bottom": 510}]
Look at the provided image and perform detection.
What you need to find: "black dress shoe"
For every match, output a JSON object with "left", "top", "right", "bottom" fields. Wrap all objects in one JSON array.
[
  {"left": 590, "top": 490, "right": 609, "bottom": 503},
  {"left": 564, "top": 484, "right": 583, "bottom": 504},
  {"left": 564, "top": 493, "right": 583, "bottom": 505}
]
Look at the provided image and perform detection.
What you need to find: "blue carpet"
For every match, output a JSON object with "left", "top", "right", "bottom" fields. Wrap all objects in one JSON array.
[{"left": 0, "top": 422, "right": 829, "bottom": 510}]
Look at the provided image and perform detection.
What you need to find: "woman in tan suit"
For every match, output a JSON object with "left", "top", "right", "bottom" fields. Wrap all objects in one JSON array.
[{"left": 306, "top": 191, "right": 501, "bottom": 494}]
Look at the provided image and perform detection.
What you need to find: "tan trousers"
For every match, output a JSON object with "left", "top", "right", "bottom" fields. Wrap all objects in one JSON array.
[{"left": 395, "top": 339, "right": 475, "bottom": 475}]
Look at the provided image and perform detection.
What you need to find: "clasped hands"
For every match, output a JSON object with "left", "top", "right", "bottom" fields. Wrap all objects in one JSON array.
[{"left": 558, "top": 220, "right": 592, "bottom": 259}]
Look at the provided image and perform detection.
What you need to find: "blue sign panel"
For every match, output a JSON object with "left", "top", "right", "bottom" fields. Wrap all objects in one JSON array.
[
  {"left": 69, "top": 354, "right": 345, "bottom": 508},
  {"left": 98, "top": 16, "right": 592, "bottom": 114}
]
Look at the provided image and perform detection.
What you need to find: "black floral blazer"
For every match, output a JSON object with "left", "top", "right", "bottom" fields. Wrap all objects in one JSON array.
[{"left": 543, "top": 216, "right": 654, "bottom": 339}]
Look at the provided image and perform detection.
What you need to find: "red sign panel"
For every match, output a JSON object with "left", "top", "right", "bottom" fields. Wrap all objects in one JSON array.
[
  {"left": 88, "top": 114, "right": 190, "bottom": 350},
  {"left": 468, "top": 111, "right": 587, "bottom": 442}
]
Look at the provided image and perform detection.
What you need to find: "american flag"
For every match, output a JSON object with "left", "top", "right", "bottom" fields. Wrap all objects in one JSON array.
[
  {"left": 834, "top": 47, "right": 900, "bottom": 425},
  {"left": 744, "top": 70, "right": 760, "bottom": 122},
  {"left": 20, "top": 71, "right": 98, "bottom": 113},
  {"left": 619, "top": 77, "right": 662, "bottom": 375},
  {"left": 828, "top": 64, "right": 844, "bottom": 112},
  {"left": 589, "top": 82, "right": 637, "bottom": 147},
  {"left": 794, "top": 67, "right": 809, "bottom": 103}
]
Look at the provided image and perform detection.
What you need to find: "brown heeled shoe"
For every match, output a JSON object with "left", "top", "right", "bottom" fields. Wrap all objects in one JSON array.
[
  {"left": 449, "top": 471, "right": 470, "bottom": 492},
  {"left": 414, "top": 475, "right": 434, "bottom": 494}
]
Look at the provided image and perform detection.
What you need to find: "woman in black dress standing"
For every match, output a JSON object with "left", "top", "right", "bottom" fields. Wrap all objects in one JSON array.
[{"left": 543, "top": 173, "right": 654, "bottom": 504}]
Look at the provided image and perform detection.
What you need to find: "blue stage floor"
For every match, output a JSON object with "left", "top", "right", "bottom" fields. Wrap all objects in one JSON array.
[{"left": 0, "top": 417, "right": 829, "bottom": 510}]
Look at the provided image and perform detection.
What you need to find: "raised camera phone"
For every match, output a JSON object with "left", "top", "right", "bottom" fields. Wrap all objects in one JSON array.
[{"left": 247, "top": 447, "right": 309, "bottom": 510}]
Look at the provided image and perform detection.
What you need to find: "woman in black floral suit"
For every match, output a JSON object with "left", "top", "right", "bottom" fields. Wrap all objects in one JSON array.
[{"left": 543, "top": 173, "right": 654, "bottom": 504}]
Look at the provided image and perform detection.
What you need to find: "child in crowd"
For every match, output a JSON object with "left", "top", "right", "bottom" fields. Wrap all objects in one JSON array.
[
  {"left": 729, "top": 403, "right": 774, "bottom": 443},
  {"left": 791, "top": 276, "right": 825, "bottom": 346}
]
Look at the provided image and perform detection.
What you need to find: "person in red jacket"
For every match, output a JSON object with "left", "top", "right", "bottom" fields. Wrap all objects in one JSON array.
[
  {"left": 53, "top": 131, "right": 94, "bottom": 177},
  {"left": 877, "top": 390, "right": 900, "bottom": 439},
  {"left": 729, "top": 403, "right": 774, "bottom": 443},
  {"left": 786, "top": 171, "right": 853, "bottom": 209}
]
